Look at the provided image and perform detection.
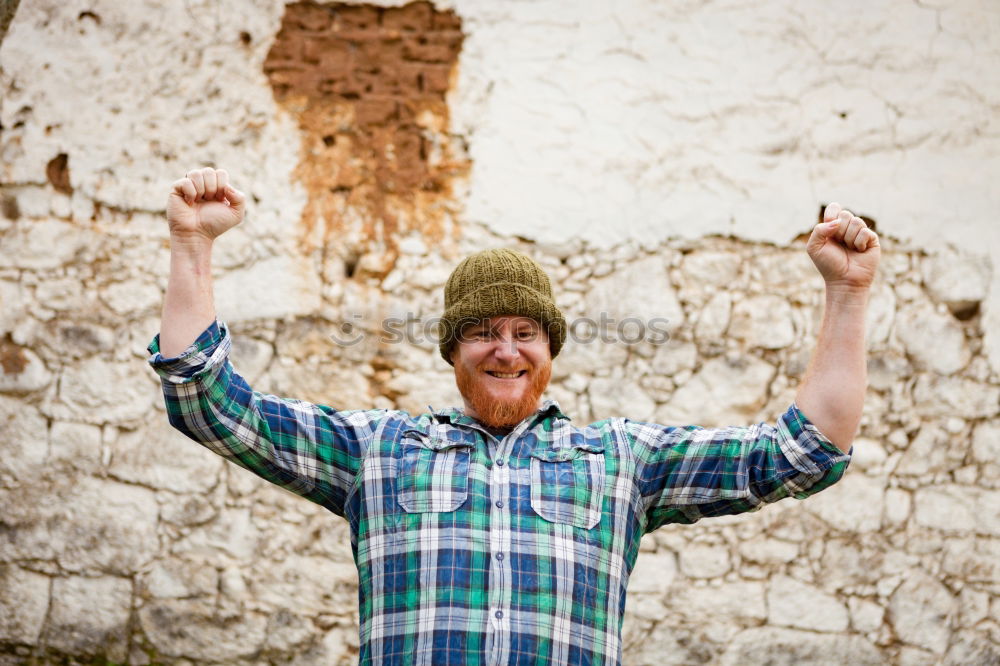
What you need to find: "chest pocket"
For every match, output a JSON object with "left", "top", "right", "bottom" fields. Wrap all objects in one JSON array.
[
  {"left": 529, "top": 443, "right": 605, "bottom": 529},
  {"left": 397, "top": 432, "right": 474, "bottom": 513}
]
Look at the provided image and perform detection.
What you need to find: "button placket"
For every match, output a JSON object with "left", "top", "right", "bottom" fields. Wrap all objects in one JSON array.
[{"left": 488, "top": 439, "right": 512, "bottom": 664}]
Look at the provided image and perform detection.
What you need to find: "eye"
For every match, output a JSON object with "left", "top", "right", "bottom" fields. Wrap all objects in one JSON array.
[
  {"left": 515, "top": 328, "right": 538, "bottom": 341},
  {"left": 465, "top": 327, "right": 490, "bottom": 341}
]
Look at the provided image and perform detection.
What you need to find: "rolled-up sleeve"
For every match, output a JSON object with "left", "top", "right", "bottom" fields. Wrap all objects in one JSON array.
[
  {"left": 148, "top": 322, "right": 384, "bottom": 517},
  {"left": 626, "top": 403, "right": 851, "bottom": 531}
]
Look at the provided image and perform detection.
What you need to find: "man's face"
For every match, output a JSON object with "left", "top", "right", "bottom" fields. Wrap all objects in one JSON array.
[{"left": 451, "top": 315, "right": 552, "bottom": 429}]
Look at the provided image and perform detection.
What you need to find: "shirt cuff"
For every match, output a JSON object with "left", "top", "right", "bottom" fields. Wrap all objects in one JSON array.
[
  {"left": 779, "top": 403, "right": 852, "bottom": 475},
  {"left": 147, "top": 320, "right": 227, "bottom": 382}
]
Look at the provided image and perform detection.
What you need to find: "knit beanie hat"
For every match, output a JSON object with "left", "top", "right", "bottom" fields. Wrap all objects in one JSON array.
[{"left": 439, "top": 248, "right": 567, "bottom": 365}]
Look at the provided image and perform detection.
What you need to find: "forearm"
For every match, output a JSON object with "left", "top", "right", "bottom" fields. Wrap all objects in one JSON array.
[
  {"left": 795, "top": 286, "right": 870, "bottom": 453},
  {"left": 160, "top": 235, "right": 217, "bottom": 357}
]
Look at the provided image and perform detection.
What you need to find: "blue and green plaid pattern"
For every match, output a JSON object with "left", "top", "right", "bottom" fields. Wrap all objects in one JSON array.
[{"left": 149, "top": 322, "right": 851, "bottom": 665}]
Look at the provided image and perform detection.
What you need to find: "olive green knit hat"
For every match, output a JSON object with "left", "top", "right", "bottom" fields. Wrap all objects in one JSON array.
[{"left": 439, "top": 248, "right": 567, "bottom": 365}]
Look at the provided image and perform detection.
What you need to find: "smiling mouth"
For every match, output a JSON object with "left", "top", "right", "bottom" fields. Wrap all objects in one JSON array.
[{"left": 485, "top": 370, "right": 528, "bottom": 379}]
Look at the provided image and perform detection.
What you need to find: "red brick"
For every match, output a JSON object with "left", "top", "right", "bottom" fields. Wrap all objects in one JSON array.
[
  {"left": 432, "top": 11, "right": 462, "bottom": 31},
  {"left": 354, "top": 70, "right": 402, "bottom": 96},
  {"left": 392, "top": 128, "right": 423, "bottom": 162},
  {"left": 356, "top": 98, "right": 398, "bottom": 125},
  {"left": 266, "top": 34, "right": 301, "bottom": 62},
  {"left": 312, "top": 36, "right": 351, "bottom": 58},
  {"left": 403, "top": 32, "right": 462, "bottom": 62},
  {"left": 403, "top": 42, "right": 456, "bottom": 63},
  {"left": 291, "top": 3, "right": 333, "bottom": 31},
  {"left": 337, "top": 5, "right": 380, "bottom": 30},
  {"left": 397, "top": 62, "right": 425, "bottom": 91},
  {"left": 320, "top": 75, "right": 362, "bottom": 98},
  {"left": 382, "top": 2, "right": 432, "bottom": 31},
  {"left": 421, "top": 64, "right": 452, "bottom": 93}
]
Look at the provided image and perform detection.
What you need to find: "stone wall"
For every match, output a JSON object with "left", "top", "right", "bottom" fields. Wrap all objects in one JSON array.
[{"left": 1, "top": 0, "right": 998, "bottom": 664}]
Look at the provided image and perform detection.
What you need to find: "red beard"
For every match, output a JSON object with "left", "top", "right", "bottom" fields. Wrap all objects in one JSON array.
[{"left": 454, "top": 360, "right": 552, "bottom": 428}]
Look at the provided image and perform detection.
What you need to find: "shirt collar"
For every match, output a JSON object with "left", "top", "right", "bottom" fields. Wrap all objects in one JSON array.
[{"left": 431, "top": 398, "right": 570, "bottom": 427}]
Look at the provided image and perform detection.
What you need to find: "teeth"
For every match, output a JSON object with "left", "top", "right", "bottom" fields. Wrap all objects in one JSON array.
[{"left": 488, "top": 371, "right": 523, "bottom": 378}]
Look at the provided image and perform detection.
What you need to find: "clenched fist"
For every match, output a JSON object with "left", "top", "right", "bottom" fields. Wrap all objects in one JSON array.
[
  {"left": 167, "top": 167, "right": 246, "bottom": 241},
  {"left": 806, "top": 202, "right": 881, "bottom": 291}
]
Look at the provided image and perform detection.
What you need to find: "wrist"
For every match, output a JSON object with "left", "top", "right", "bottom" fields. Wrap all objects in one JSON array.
[
  {"left": 824, "top": 282, "right": 871, "bottom": 308},
  {"left": 169, "top": 232, "right": 214, "bottom": 255}
]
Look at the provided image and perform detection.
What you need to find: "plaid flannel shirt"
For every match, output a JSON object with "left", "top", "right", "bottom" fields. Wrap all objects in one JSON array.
[{"left": 148, "top": 321, "right": 851, "bottom": 666}]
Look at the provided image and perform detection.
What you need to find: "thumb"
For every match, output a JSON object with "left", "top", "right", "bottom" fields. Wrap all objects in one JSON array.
[
  {"left": 225, "top": 186, "right": 246, "bottom": 214},
  {"left": 806, "top": 219, "right": 840, "bottom": 254},
  {"left": 823, "top": 202, "right": 842, "bottom": 222}
]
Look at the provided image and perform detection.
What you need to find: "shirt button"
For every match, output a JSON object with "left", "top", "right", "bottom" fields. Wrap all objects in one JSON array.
[
  {"left": 496, "top": 552, "right": 504, "bottom": 560},
  {"left": 495, "top": 500, "right": 503, "bottom": 508},
  {"left": 495, "top": 610, "right": 503, "bottom": 619},
  {"left": 496, "top": 459, "right": 505, "bottom": 466}
]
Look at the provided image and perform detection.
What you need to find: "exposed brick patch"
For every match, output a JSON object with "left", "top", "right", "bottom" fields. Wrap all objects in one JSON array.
[
  {"left": 0, "top": 338, "right": 28, "bottom": 375},
  {"left": 1, "top": 194, "right": 19, "bottom": 220},
  {"left": 264, "top": 1, "right": 467, "bottom": 267},
  {"left": 46, "top": 153, "right": 72, "bottom": 195}
]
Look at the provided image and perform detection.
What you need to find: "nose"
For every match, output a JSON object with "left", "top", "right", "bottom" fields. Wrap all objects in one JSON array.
[{"left": 493, "top": 335, "right": 520, "bottom": 362}]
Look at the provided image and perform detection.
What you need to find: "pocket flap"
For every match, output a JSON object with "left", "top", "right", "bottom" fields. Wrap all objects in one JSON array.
[
  {"left": 402, "top": 430, "right": 473, "bottom": 453},
  {"left": 530, "top": 443, "right": 605, "bottom": 463}
]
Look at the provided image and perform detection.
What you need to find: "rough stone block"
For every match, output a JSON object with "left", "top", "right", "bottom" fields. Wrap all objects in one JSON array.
[
  {"left": 720, "top": 627, "right": 881, "bottom": 665},
  {"left": 738, "top": 538, "right": 799, "bottom": 565},
  {"left": 588, "top": 378, "right": 655, "bottom": 421},
  {"left": 109, "top": 418, "right": 224, "bottom": 494},
  {"left": 45, "top": 575, "right": 132, "bottom": 659},
  {"left": 139, "top": 598, "right": 267, "bottom": 661},
  {"left": 252, "top": 554, "right": 358, "bottom": 616},
  {"left": 888, "top": 569, "right": 955, "bottom": 654},
  {"left": 0, "top": 401, "right": 48, "bottom": 487},
  {"left": 912, "top": 375, "right": 999, "bottom": 419},
  {"left": 895, "top": 300, "right": 970, "bottom": 375},
  {"left": 694, "top": 291, "right": 731, "bottom": 342},
  {"left": 0, "top": 565, "right": 49, "bottom": 644},
  {"left": 848, "top": 596, "right": 885, "bottom": 633},
  {"left": 0, "top": 220, "right": 95, "bottom": 270},
  {"left": 172, "top": 507, "right": 261, "bottom": 562},
  {"left": 49, "top": 356, "right": 154, "bottom": 425},
  {"left": 0, "top": 477, "right": 159, "bottom": 574},
  {"left": 656, "top": 354, "right": 774, "bottom": 427},
  {"left": 672, "top": 581, "right": 766, "bottom": 622},
  {"left": 921, "top": 249, "right": 991, "bottom": 312},
  {"left": 48, "top": 421, "right": 103, "bottom": 473},
  {"left": 585, "top": 255, "right": 684, "bottom": 331},
  {"left": 141, "top": 559, "right": 219, "bottom": 600},
  {"left": 629, "top": 550, "right": 676, "bottom": 595},
  {"left": 971, "top": 420, "right": 1000, "bottom": 463},
  {"left": 679, "top": 543, "right": 731, "bottom": 579},
  {"left": 804, "top": 472, "right": 886, "bottom": 533},
  {"left": 214, "top": 255, "right": 323, "bottom": 323},
  {"left": 914, "top": 485, "right": 1000, "bottom": 535},
  {"left": 767, "top": 575, "right": 849, "bottom": 632},
  {"left": 729, "top": 294, "right": 795, "bottom": 349}
]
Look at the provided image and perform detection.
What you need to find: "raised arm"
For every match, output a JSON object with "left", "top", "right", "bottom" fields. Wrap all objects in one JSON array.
[
  {"left": 151, "top": 168, "right": 381, "bottom": 516},
  {"left": 795, "top": 203, "right": 881, "bottom": 453},
  {"left": 160, "top": 167, "right": 245, "bottom": 357}
]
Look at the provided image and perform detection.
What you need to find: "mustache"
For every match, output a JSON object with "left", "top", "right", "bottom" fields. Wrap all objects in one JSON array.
[{"left": 478, "top": 364, "right": 532, "bottom": 373}]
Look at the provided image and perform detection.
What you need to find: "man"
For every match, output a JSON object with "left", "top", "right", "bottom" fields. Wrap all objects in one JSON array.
[{"left": 150, "top": 167, "right": 879, "bottom": 665}]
